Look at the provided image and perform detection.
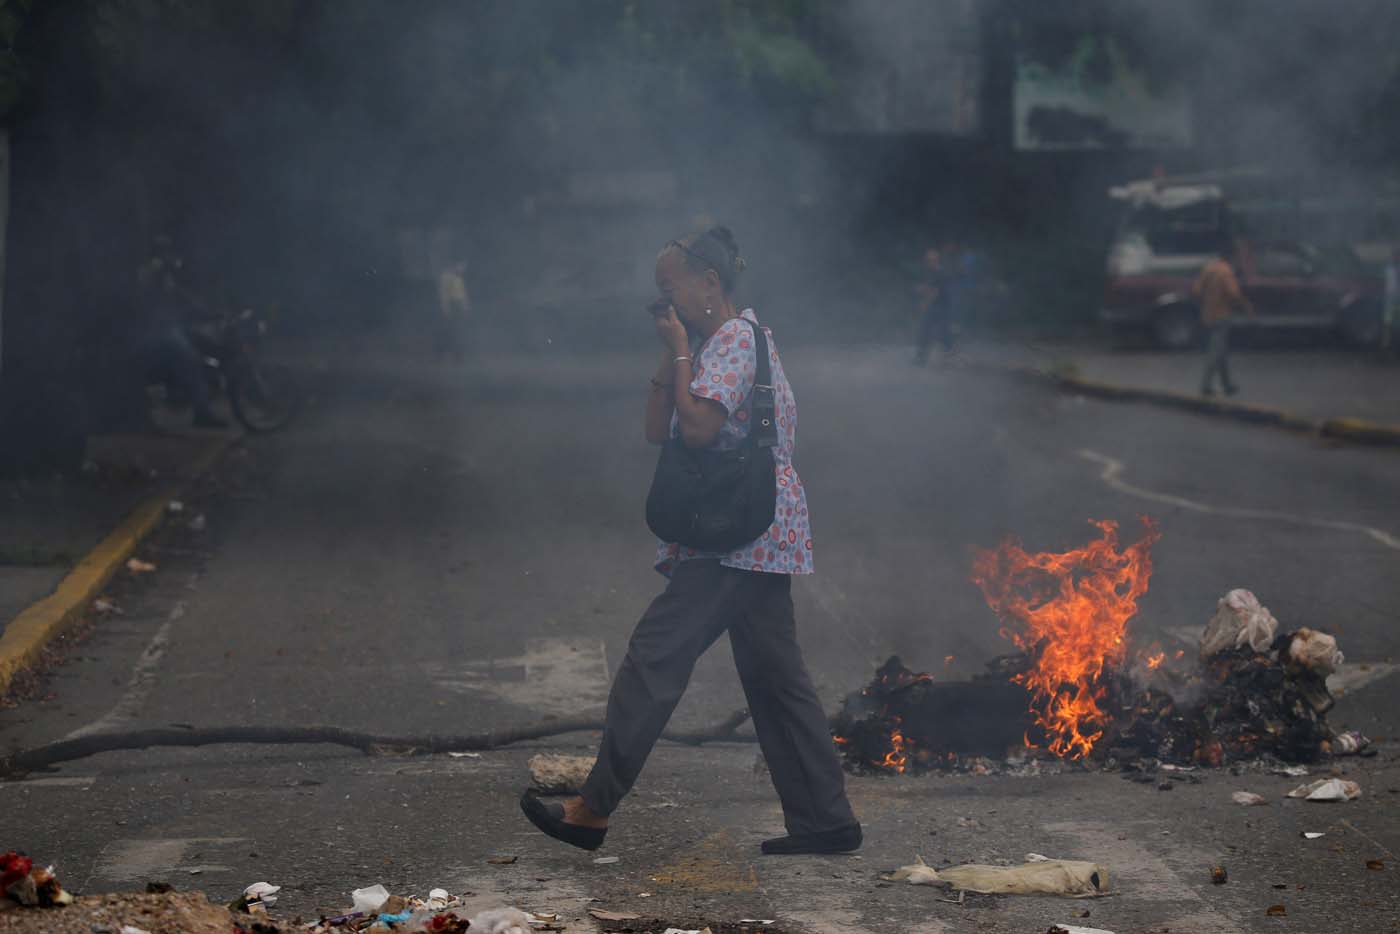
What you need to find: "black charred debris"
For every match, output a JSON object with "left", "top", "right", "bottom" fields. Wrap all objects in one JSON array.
[{"left": 831, "top": 638, "right": 1363, "bottom": 777}]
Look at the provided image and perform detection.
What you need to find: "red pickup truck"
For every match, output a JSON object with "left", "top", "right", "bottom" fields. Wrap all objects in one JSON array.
[
  {"left": 1100, "top": 177, "right": 1385, "bottom": 348},
  {"left": 1102, "top": 237, "right": 1383, "bottom": 349}
]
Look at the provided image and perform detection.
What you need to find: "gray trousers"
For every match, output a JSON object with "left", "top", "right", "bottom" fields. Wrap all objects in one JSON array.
[
  {"left": 1201, "top": 322, "right": 1236, "bottom": 392},
  {"left": 580, "top": 560, "right": 856, "bottom": 836}
]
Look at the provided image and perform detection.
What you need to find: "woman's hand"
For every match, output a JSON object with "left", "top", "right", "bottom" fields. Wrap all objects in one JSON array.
[{"left": 653, "top": 308, "right": 690, "bottom": 357}]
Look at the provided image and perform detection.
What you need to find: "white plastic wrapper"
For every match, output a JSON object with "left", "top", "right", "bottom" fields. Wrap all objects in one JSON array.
[
  {"left": 350, "top": 883, "right": 390, "bottom": 914},
  {"left": 1200, "top": 589, "right": 1278, "bottom": 656},
  {"left": 1288, "top": 778, "right": 1361, "bottom": 801},
  {"left": 469, "top": 906, "right": 535, "bottom": 934}
]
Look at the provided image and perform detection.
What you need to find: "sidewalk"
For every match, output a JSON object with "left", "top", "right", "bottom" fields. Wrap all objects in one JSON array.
[
  {"left": 965, "top": 339, "right": 1400, "bottom": 435},
  {"left": 0, "top": 431, "right": 231, "bottom": 688}
]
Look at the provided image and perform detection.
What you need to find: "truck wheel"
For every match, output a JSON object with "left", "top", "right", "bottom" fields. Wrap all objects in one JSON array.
[
  {"left": 1339, "top": 303, "right": 1383, "bottom": 347},
  {"left": 1152, "top": 305, "right": 1200, "bottom": 350}
]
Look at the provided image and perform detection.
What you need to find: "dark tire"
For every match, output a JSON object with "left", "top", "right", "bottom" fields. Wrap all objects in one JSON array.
[
  {"left": 1339, "top": 302, "right": 1383, "bottom": 348},
  {"left": 1152, "top": 305, "right": 1201, "bottom": 351},
  {"left": 229, "top": 361, "right": 302, "bottom": 433}
]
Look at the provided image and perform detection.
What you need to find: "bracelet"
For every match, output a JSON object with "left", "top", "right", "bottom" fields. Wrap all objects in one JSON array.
[{"left": 673, "top": 355, "right": 692, "bottom": 365}]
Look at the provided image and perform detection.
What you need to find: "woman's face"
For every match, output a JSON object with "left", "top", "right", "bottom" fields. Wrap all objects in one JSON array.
[{"left": 655, "top": 248, "right": 718, "bottom": 331}]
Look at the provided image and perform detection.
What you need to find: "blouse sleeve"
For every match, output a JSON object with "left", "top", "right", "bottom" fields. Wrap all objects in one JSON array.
[{"left": 689, "top": 320, "right": 758, "bottom": 416}]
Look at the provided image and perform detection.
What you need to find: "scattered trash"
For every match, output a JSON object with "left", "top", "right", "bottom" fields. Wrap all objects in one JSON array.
[
  {"left": 351, "top": 883, "right": 391, "bottom": 914},
  {"left": 955, "top": 816, "right": 983, "bottom": 829},
  {"left": 1, "top": 851, "right": 74, "bottom": 908},
  {"left": 1274, "top": 765, "right": 1310, "bottom": 777},
  {"left": 1366, "top": 859, "right": 1385, "bottom": 871},
  {"left": 589, "top": 909, "right": 642, "bottom": 922},
  {"left": 228, "top": 880, "right": 280, "bottom": 913},
  {"left": 1232, "top": 791, "right": 1268, "bottom": 806},
  {"left": 120, "top": 926, "right": 152, "bottom": 934},
  {"left": 1266, "top": 904, "right": 1287, "bottom": 917},
  {"left": 1285, "top": 628, "right": 1344, "bottom": 676},
  {"left": 468, "top": 907, "right": 534, "bottom": 934},
  {"left": 1201, "top": 589, "right": 1278, "bottom": 656},
  {"left": 528, "top": 753, "right": 595, "bottom": 794},
  {"left": 188, "top": 514, "right": 207, "bottom": 533},
  {"left": 486, "top": 855, "right": 518, "bottom": 865},
  {"left": 1330, "top": 731, "right": 1372, "bottom": 756},
  {"left": 1288, "top": 778, "right": 1362, "bottom": 801},
  {"left": 125, "top": 558, "right": 158, "bottom": 574},
  {"left": 1211, "top": 866, "right": 1228, "bottom": 885},
  {"left": 167, "top": 500, "right": 185, "bottom": 514},
  {"left": 447, "top": 751, "right": 482, "bottom": 759},
  {"left": 660, "top": 928, "right": 713, "bottom": 934},
  {"left": 737, "top": 921, "right": 776, "bottom": 926},
  {"left": 1047, "top": 926, "right": 1117, "bottom": 934},
  {"left": 883, "top": 854, "right": 1108, "bottom": 897},
  {"left": 93, "top": 597, "right": 123, "bottom": 615},
  {"left": 1301, "top": 832, "right": 1326, "bottom": 840},
  {"left": 593, "top": 856, "right": 620, "bottom": 865}
]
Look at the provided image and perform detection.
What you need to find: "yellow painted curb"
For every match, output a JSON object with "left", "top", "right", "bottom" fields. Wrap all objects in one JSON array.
[
  {"left": 0, "top": 437, "right": 231, "bottom": 695},
  {"left": 985, "top": 361, "right": 1399, "bottom": 444},
  {"left": 1321, "top": 417, "right": 1400, "bottom": 446}
]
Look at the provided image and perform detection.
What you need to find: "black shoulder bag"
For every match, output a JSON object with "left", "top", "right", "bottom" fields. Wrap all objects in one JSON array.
[{"left": 645, "top": 321, "right": 779, "bottom": 552}]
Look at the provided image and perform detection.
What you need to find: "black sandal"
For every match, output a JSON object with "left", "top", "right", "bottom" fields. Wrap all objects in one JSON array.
[{"left": 519, "top": 792, "right": 607, "bottom": 851}]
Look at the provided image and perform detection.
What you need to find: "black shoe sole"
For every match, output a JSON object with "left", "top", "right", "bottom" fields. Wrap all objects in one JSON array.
[
  {"left": 761, "top": 823, "right": 863, "bottom": 855},
  {"left": 520, "top": 792, "right": 607, "bottom": 851}
]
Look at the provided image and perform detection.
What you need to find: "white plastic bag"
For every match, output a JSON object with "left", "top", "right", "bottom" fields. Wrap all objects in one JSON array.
[
  {"left": 1287, "top": 628, "right": 1344, "bottom": 675},
  {"left": 1200, "top": 589, "right": 1278, "bottom": 656}
]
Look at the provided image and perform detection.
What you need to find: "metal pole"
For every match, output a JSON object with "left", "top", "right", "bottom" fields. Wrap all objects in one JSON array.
[{"left": 0, "top": 129, "right": 9, "bottom": 376}]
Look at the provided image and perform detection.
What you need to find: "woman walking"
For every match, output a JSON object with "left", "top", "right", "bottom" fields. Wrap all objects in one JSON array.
[{"left": 521, "top": 226, "right": 861, "bottom": 855}]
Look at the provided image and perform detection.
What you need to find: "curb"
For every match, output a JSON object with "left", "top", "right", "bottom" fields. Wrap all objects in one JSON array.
[
  {"left": 990, "top": 362, "right": 1400, "bottom": 447},
  {"left": 0, "top": 437, "right": 232, "bottom": 696}
]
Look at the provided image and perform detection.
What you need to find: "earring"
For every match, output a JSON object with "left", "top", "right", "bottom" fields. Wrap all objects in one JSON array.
[{"left": 705, "top": 307, "right": 713, "bottom": 316}]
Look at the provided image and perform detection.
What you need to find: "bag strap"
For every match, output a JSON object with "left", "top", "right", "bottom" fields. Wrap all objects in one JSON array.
[
  {"left": 746, "top": 320, "right": 778, "bottom": 450},
  {"left": 749, "top": 320, "right": 772, "bottom": 387}
]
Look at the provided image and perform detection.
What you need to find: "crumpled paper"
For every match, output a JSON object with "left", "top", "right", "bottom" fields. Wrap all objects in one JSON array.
[
  {"left": 1201, "top": 589, "right": 1278, "bottom": 656},
  {"left": 882, "top": 854, "right": 1108, "bottom": 897}
]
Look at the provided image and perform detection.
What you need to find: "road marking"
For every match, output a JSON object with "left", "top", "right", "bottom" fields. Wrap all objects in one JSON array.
[
  {"left": 86, "top": 837, "right": 245, "bottom": 885},
  {"left": 426, "top": 637, "right": 610, "bottom": 716},
  {"left": 1080, "top": 449, "right": 1400, "bottom": 551},
  {"left": 1046, "top": 820, "right": 1243, "bottom": 934},
  {"left": 64, "top": 601, "right": 184, "bottom": 741},
  {"left": 1, "top": 775, "right": 96, "bottom": 789},
  {"left": 1164, "top": 625, "right": 1399, "bottom": 695}
]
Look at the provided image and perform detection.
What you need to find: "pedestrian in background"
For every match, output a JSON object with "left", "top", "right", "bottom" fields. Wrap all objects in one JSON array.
[
  {"left": 913, "top": 246, "right": 952, "bottom": 365},
  {"left": 1383, "top": 247, "right": 1399, "bottom": 352},
  {"left": 436, "top": 260, "right": 471, "bottom": 363},
  {"left": 520, "top": 225, "right": 861, "bottom": 856},
  {"left": 1193, "top": 242, "right": 1255, "bottom": 397}
]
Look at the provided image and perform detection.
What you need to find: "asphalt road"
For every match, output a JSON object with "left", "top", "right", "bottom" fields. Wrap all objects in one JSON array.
[{"left": 3, "top": 340, "right": 1398, "bottom": 933}]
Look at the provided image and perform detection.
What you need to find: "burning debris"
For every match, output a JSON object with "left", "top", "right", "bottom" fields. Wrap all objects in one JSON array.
[
  {"left": 832, "top": 520, "right": 1367, "bottom": 775},
  {"left": 972, "top": 518, "right": 1159, "bottom": 760}
]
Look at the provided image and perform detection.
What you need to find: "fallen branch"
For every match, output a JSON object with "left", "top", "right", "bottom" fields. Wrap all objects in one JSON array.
[{"left": 0, "top": 709, "right": 754, "bottom": 777}]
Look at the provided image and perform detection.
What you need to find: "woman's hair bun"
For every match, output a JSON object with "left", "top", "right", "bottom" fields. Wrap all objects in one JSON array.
[{"left": 668, "top": 224, "right": 746, "bottom": 292}]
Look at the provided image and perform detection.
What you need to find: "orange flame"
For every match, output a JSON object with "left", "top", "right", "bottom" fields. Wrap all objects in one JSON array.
[
  {"left": 972, "top": 518, "right": 1159, "bottom": 760},
  {"left": 880, "top": 724, "right": 909, "bottom": 773},
  {"left": 1144, "top": 651, "right": 1166, "bottom": 670}
]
